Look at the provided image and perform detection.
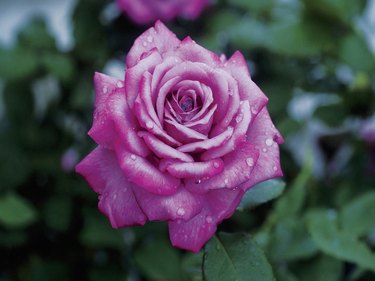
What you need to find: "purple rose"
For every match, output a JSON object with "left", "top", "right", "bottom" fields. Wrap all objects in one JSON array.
[
  {"left": 76, "top": 21, "right": 283, "bottom": 252},
  {"left": 116, "top": 0, "right": 211, "bottom": 25}
]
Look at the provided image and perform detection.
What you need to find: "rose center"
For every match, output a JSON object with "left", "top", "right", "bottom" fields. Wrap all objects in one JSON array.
[{"left": 180, "top": 96, "right": 194, "bottom": 112}]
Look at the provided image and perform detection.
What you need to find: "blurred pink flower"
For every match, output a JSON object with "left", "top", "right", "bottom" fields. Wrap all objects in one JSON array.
[
  {"left": 76, "top": 21, "right": 283, "bottom": 252},
  {"left": 116, "top": 0, "right": 211, "bottom": 24}
]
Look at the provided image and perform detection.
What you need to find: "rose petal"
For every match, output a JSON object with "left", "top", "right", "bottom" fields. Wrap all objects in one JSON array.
[
  {"left": 133, "top": 186, "right": 204, "bottom": 221},
  {"left": 164, "top": 118, "right": 208, "bottom": 144},
  {"left": 115, "top": 147, "right": 180, "bottom": 195},
  {"left": 184, "top": 104, "right": 217, "bottom": 135},
  {"left": 239, "top": 108, "right": 284, "bottom": 190},
  {"left": 126, "top": 21, "right": 181, "bottom": 68},
  {"left": 202, "top": 100, "right": 251, "bottom": 160},
  {"left": 138, "top": 131, "right": 194, "bottom": 162},
  {"left": 224, "top": 51, "right": 268, "bottom": 116},
  {"left": 89, "top": 77, "right": 150, "bottom": 157},
  {"left": 168, "top": 188, "right": 244, "bottom": 252},
  {"left": 177, "top": 125, "right": 234, "bottom": 153},
  {"left": 125, "top": 50, "right": 162, "bottom": 108},
  {"left": 186, "top": 141, "right": 259, "bottom": 194},
  {"left": 134, "top": 96, "right": 182, "bottom": 147},
  {"left": 75, "top": 147, "right": 147, "bottom": 227},
  {"left": 172, "top": 36, "right": 222, "bottom": 67},
  {"left": 165, "top": 158, "right": 224, "bottom": 179}
]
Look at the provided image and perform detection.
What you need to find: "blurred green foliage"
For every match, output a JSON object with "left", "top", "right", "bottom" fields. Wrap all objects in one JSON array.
[{"left": 0, "top": 0, "right": 374, "bottom": 280}]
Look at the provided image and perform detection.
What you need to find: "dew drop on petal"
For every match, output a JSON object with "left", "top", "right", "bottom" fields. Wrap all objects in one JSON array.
[
  {"left": 273, "top": 166, "right": 277, "bottom": 171},
  {"left": 246, "top": 157, "right": 254, "bottom": 167},
  {"left": 206, "top": 216, "right": 213, "bottom": 223},
  {"left": 142, "top": 41, "right": 147, "bottom": 47},
  {"left": 177, "top": 207, "right": 185, "bottom": 216},
  {"left": 224, "top": 178, "right": 229, "bottom": 186},
  {"left": 235, "top": 114, "right": 243, "bottom": 123},
  {"left": 130, "top": 154, "right": 136, "bottom": 160},
  {"left": 195, "top": 179, "right": 202, "bottom": 184},
  {"left": 103, "top": 86, "right": 108, "bottom": 93},
  {"left": 146, "top": 121, "right": 154, "bottom": 129},
  {"left": 262, "top": 148, "right": 267, "bottom": 153},
  {"left": 228, "top": 89, "right": 233, "bottom": 96},
  {"left": 213, "top": 162, "right": 220, "bottom": 168},
  {"left": 147, "top": 35, "right": 153, "bottom": 43},
  {"left": 113, "top": 193, "right": 117, "bottom": 200},
  {"left": 265, "top": 138, "right": 274, "bottom": 146},
  {"left": 117, "top": 81, "right": 124, "bottom": 88},
  {"left": 251, "top": 106, "right": 258, "bottom": 114}
]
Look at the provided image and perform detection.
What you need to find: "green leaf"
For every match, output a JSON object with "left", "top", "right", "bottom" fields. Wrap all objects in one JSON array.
[
  {"left": 265, "top": 20, "right": 331, "bottom": 57},
  {"left": 17, "top": 17, "right": 56, "bottom": 50},
  {"left": 203, "top": 233, "right": 275, "bottom": 281},
  {"left": 181, "top": 252, "right": 203, "bottom": 281},
  {"left": 294, "top": 255, "right": 343, "bottom": 281},
  {"left": 0, "top": 193, "right": 37, "bottom": 228},
  {"left": 41, "top": 53, "right": 75, "bottom": 83},
  {"left": 340, "top": 191, "right": 375, "bottom": 238},
  {"left": 228, "top": 0, "right": 273, "bottom": 14},
  {"left": 0, "top": 48, "right": 38, "bottom": 80},
  {"left": 238, "top": 179, "right": 285, "bottom": 210},
  {"left": 134, "top": 238, "right": 182, "bottom": 281},
  {"left": 43, "top": 196, "right": 72, "bottom": 232},
  {"left": 80, "top": 214, "right": 123, "bottom": 249},
  {"left": 339, "top": 34, "right": 375, "bottom": 73},
  {"left": 268, "top": 217, "right": 318, "bottom": 262},
  {"left": 267, "top": 153, "right": 312, "bottom": 225},
  {"left": 306, "top": 209, "right": 375, "bottom": 272}
]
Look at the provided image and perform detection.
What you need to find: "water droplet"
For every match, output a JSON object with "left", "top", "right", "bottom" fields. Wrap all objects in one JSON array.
[
  {"left": 251, "top": 106, "right": 258, "bottom": 114},
  {"left": 147, "top": 35, "right": 153, "bottom": 43},
  {"left": 273, "top": 166, "right": 277, "bottom": 171},
  {"left": 130, "top": 154, "right": 136, "bottom": 160},
  {"left": 228, "top": 89, "right": 233, "bottom": 96},
  {"left": 146, "top": 121, "right": 154, "bottom": 129},
  {"left": 177, "top": 207, "right": 185, "bottom": 216},
  {"left": 262, "top": 148, "right": 267, "bottom": 153},
  {"left": 113, "top": 193, "right": 117, "bottom": 199},
  {"left": 102, "top": 86, "right": 108, "bottom": 93},
  {"left": 246, "top": 157, "right": 254, "bottom": 167},
  {"left": 224, "top": 178, "right": 229, "bottom": 186},
  {"left": 206, "top": 216, "right": 213, "bottom": 223},
  {"left": 142, "top": 41, "right": 147, "bottom": 47},
  {"left": 235, "top": 114, "right": 243, "bottom": 123},
  {"left": 195, "top": 179, "right": 202, "bottom": 184},
  {"left": 216, "top": 245, "right": 221, "bottom": 251},
  {"left": 117, "top": 81, "right": 124, "bottom": 88},
  {"left": 265, "top": 138, "right": 273, "bottom": 146},
  {"left": 213, "top": 162, "right": 220, "bottom": 168}
]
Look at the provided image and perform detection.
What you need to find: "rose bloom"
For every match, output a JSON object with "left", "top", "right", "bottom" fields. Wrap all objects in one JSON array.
[
  {"left": 116, "top": 0, "right": 210, "bottom": 24},
  {"left": 76, "top": 21, "right": 283, "bottom": 252}
]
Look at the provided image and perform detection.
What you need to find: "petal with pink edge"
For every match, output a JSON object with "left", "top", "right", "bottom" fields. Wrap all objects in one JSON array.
[
  {"left": 168, "top": 188, "right": 244, "bottom": 252},
  {"left": 115, "top": 146, "right": 180, "bottom": 195},
  {"left": 75, "top": 147, "right": 147, "bottom": 227},
  {"left": 165, "top": 159, "right": 224, "bottom": 179},
  {"left": 239, "top": 108, "right": 284, "bottom": 190},
  {"left": 126, "top": 21, "right": 181, "bottom": 68},
  {"left": 185, "top": 141, "right": 259, "bottom": 194},
  {"left": 133, "top": 187, "right": 204, "bottom": 221}
]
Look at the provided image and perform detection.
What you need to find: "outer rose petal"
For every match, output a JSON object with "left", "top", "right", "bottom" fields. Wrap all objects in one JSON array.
[
  {"left": 132, "top": 186, "right": 204, "bottom": 221},
  {"left": 224, "top": 51, "right": 268, "bottom": 116},
  {"left": 185, "top": 141, "right": 259, "bottom": 194},
  {"left": 126, "top": 21, "right": 181, "bottom": 68},
  {"left": 239, "top": 108, "right": 284, "bottom": 190},
  {"left": 115, "top": 146, "right": 180, "bottom": 195},
  {"left": 75, "top": 147, "right": 147, "bottom": 227},
  {"left": 168, "top": 188, "right": 244, "bottom": 252},
  {"left": 89, "top": 74, "right": 150, "bottom": 157},
  {"left": 165, "top": 158, "right": 224, "bottom": 179}
]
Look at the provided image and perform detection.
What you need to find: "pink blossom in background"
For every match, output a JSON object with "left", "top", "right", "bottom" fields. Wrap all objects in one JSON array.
[
  {"left": 76, "top": 21, "right": 283, "bottom": 252},
  {"left": 116, "top": 0, "right": 211, "bottom": 25}
]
